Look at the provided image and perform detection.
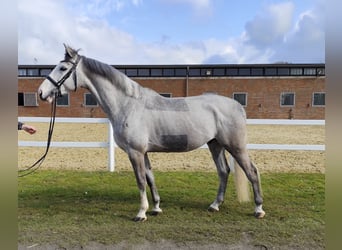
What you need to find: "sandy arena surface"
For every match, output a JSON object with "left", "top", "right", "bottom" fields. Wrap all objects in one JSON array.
[{"left": 18, "top": 123, "right": 325, "bottom": 173}]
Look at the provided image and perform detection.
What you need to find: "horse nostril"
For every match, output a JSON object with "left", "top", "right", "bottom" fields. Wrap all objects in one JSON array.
[{"left": 38, "top": 89, "right": 45, "bottom": 100}]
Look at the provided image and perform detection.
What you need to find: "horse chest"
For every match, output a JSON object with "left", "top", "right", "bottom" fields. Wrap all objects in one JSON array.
[{"left": 112, "top": 120, "right": 148, "bottom": 150}]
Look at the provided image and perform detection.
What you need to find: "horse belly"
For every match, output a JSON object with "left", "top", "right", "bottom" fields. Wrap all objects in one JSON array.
[
  {"left": 147, "top": 113, "right": 214, "bottom": 152},
  {"left": 158, "top": 134, "right": 189, "bottom": 152},
  {"left": 148, "top": 134, "right": 207, "bottom": 152}
]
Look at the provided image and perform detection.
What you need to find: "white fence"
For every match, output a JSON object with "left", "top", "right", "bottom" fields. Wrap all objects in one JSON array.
[{"left": 18, "top": 117, "right": 325, "bottom": 172}]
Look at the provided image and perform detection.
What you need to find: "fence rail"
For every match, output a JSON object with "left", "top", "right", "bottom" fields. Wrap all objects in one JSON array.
[{"left": 18, "top": 117, "right": 325, "bottom": 172}]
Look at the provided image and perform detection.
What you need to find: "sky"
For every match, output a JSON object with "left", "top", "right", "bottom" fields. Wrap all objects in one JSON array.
[{"left": 18, "top": 0, "right": 325, "bottom": 65}]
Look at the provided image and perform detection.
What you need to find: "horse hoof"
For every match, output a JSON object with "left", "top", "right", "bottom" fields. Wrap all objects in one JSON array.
[
  {"left": 133, "top": 216, "right": 147, "bottom": 222},
  {"left": 150, "top": 210, "right": 162, "bottom": 216},
  {"left": 208, "top": 206, "right": 219, "bottom": 212},
  {"left": 255, "top": 211, "right": 266, "bottom": 219}
]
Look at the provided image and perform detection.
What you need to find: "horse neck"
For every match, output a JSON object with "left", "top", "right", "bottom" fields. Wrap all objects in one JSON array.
[{"left": 79, "top": 59, "right": 142, "bottom": 118}]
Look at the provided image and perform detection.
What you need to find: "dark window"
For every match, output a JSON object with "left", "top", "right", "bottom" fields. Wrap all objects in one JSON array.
[
  {"left": 188, "top": 68, "right": 200, "bottom": 76},
  {"left": 251, "top": 68, "right": 263, "bottom": 76},
  {"left": 201, "top": 69, "right": 212, "bottom": 76},
  {"left": 22, "top": 93, "right": 38, "bottom": 106},
  {"left": 84, "top": 93, "right": 98, "bottom": 106},
  {"left": 117, "top": 68, "right": 125, "bottom": 74},
  {"left": 265, "top": 68, "right": 277, "bottom": 76},
  {"left": 304, "top": 68, "right": 316, "bottom": 76},
  {"left": 56, "top": 93, "right": 69, "bottom": 106},
  {"left": 151, "top": 68, "right": 163, "bottom": 77},
  {"left": 138, "top": 68, "right": 150, "bottom": 77},
  {"left": 18, "top": 69, "right": 26, "bottom": 76},
  {"left": 313, "top": 92, "right": 325, "bottom": 106},
  {"left": 27, "top": 68, "right": 39, "bottom": 76},
  {"left": 290, "top": 68, "right": 303, "bottom": 76},
  {"left": 213, "top": 68, "right": 225, "bottom": 76},
  {"left": 163, "top": 68, "right": 175, "bottom": 77},
  {"left": 226, "top": 68, "right": 238, "bottom": 76},
  {"left": 18, "top": 93, "right": 24, "bottom": 106},
  {"left": 175, "top": 68, "right": 187, "bottom": 77},
  {"left": 126, "top": 69, "right": 138, "bottom": 77},
  {"left": 233, "top": 93, "right": 247, "bottom": 106},
  {"left": 278, "top": 68, "right": 290, "bottom": 76},
  {"left": 280, "top": 92, "right": 295, "bottom": 106},
  {"left": 40, "top": 69, "right": 52, "bottom": 76},
  {"left": 239, "top": 68, "right": 251, "bottom": 76},
  {"left": 317, "top": 68, "right": 325, "bottom": 76},
  {"left": 159, "top": 93, "right": 172, "bottom": 98}
]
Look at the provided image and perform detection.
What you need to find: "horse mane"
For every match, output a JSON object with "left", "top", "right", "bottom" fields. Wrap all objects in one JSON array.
[{"left": 81, "top": 56, "right": 141, "bottom": 99}]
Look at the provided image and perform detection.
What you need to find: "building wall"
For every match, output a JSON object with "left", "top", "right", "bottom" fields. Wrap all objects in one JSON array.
[
  {"left": 18, "top": 75, "right": 325, "bottom": 119},
  {"left": 186, "top": 77, "right": 325, "bottom": 119}
]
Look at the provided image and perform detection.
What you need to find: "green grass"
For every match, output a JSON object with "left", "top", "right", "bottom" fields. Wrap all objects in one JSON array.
[{"left": 18, "top": 170, "right": 325, "bottom": 249}]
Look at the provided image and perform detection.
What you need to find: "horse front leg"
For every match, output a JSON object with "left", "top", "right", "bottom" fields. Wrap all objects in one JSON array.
[
  {"left": 128, "top": 150, "right": 149, "bottom": 222},
  {"left": 144, "top": 154, "right": 162, "bottom": 215}
]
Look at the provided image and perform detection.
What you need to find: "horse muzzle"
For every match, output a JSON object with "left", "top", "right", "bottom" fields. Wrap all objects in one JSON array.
[{"left": 38, "top": 89, "right": 56, "bottom": 103}]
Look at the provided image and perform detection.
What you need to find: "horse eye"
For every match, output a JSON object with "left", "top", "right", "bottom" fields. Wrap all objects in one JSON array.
[{"left": 60, "top": 66, "right": 67, "bottom": 71}]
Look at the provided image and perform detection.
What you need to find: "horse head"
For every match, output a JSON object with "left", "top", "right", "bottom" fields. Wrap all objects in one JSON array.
[{"left": 38, "top": 44, "right": 81, "bottom": 103}]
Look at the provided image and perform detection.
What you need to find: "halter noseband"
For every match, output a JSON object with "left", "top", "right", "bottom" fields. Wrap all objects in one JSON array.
[{"left": 46, "top": 56, "right": 81, "bottom": 95}]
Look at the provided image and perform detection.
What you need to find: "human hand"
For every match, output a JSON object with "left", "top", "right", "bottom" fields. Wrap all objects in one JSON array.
[{"left": 22, "top": 124, "right": 37, "bottom": 134}]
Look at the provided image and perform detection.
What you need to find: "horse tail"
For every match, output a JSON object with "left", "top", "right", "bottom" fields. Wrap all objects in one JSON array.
[
  {"left": 234, "top": 101, "right": 253, "bottom": 202},
  {"left": 230, "top": 157, "right": 251, "bottom": 203}
]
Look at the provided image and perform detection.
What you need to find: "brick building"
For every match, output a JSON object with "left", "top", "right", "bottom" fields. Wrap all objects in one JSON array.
[{"left": 18, "top": 63, "right": 325, "bottom": 119}]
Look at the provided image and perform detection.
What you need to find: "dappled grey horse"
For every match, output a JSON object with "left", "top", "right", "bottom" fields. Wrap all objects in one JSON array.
[{"left": 38, "top": 44, "right": 265, "bottom": 221}]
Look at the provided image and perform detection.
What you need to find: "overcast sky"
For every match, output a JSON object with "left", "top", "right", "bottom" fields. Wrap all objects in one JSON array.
[{"left": 18, "top": 0, "right": 325, "bottom": 65}]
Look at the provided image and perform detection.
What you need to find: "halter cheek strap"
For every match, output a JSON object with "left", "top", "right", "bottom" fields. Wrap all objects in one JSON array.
[{"left": 46, "top": 56, "right": 81, "bottom": 94}]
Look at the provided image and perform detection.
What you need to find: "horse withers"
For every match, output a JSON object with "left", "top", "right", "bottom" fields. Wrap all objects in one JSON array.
[{"left": 38, "top": 44, "right": 265, "bottom": 221}]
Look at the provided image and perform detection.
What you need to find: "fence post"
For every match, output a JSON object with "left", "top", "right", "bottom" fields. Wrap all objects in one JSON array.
[{"left": 108, "top": 121, "right": 115, "bottom": 172}]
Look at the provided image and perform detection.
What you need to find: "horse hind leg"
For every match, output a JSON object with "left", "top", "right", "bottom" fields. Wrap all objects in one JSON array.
[
  {"left": 229, "top": 147, "right": 265, "bottom": 218},
  {"left": 207, "top": 139, "right": 230, "bottom": 212},
  {"left": 144, "top": 154, "right": 162, "bottom": 215}
]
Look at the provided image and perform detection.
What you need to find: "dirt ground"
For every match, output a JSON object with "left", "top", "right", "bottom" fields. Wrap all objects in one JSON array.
[{"left": 18, "top": 123, "right": 325, "bottom": 173}]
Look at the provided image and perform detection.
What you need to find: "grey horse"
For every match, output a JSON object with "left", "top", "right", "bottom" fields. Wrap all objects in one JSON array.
[{"left": 38, "top": 44, "right": 265, "bottom": 221}]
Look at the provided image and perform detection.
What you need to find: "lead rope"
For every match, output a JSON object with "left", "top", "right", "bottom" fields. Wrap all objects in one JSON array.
[{"left": 18, "top": 93, "right": 58, "bottom": 177}]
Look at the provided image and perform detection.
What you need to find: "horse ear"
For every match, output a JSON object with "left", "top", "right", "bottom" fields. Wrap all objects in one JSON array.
[{"left": 63, "top": 43, "right": 78, "bottom": 58}]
